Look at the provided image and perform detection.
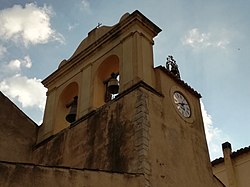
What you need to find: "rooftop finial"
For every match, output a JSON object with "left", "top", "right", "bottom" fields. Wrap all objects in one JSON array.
[{"left": 166, "top": 55, "right": 180, "bottom": 79}]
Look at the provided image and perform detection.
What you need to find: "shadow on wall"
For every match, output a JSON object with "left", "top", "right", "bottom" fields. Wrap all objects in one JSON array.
[{"left": 55, "top": 82, "right": 79, "bottom": 133}]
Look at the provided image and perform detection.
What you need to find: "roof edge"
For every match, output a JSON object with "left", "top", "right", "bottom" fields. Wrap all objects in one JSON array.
[
  {"left": 0, "top": 91, "right": 38, "bottom": 127},
  {"left": 155, "top": 66, "right": 202, "bottom": 98},
  {"left": 211, "top": 144, "right": 250, "bottom": 166}
]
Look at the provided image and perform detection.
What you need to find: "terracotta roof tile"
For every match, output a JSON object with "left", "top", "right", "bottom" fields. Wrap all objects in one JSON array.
[{"left": 211, "top": 145, "right": 250, "bottom": 166}]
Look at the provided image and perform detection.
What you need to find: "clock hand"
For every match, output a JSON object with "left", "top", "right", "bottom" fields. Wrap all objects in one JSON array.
[{"left": 177, "top": 103, "right": 185, "bottom": 110}]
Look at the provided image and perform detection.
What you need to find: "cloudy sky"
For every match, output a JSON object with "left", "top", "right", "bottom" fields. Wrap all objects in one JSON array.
[{"left": 0, "top": 0, "right": 249, "bottom": 160}]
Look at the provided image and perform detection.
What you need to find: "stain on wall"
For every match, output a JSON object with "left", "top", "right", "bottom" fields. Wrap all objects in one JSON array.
[{"left": 33, "top": 90, "right": 140, "bottom": 173}]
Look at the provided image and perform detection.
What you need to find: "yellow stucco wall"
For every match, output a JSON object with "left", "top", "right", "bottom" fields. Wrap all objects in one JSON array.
[
  {"left": 38, "top": 11, "right": 160, "bottom": 143},
  {"left": 213, "top": 151, "right": 250, "bottom": 187},
  {"left": 146, "top": 69, "right": 222, "bottom": 187}
]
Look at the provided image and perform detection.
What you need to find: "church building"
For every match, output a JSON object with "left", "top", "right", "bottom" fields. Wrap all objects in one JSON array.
[{"left": 0, "top": 10, "right": 226, "bottom": 187}]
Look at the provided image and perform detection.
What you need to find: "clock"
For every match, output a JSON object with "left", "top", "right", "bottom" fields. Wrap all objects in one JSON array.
[{"left": 173, "top": 91, "right": 191, "bottom": 118}]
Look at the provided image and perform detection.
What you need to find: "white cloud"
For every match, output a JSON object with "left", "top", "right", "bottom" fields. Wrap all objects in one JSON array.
[
  {"left": 201, "top": 101, "right": 218, "bottom": 143},
  {"left": 81, "top": 0, "right": 91, "bottom": 13},
  {"left": 7, "top": 55, "right": 32, "bottom": 71},
  {"left": 216, "top": 40, "right": 230, "bottom": 49},
  {"left": 0, "top": 55, "right": 46, "bottom": 124},
  {"left": 0, "top": 74, "right": 47, "bottom": 110},
  {"left": 0, "top": 3, "right": 64, "bottom": 46},
  {"left": 183, "top": 28, "right": 211, "bottom": 48},
  {"left": 200, "top": 100, "right": 229, "bottom": 159},
  {"left": 182, "top": 28, "right": 229, "bottom": 49},
  {"left": 68, "top": 23, "right": 79, "bottom": 31}
]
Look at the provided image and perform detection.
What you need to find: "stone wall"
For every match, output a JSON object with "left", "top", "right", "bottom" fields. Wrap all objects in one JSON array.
[
  {"left": 0, "top": 161, "right": 142, "bottom": 187},
  {"left": 33, "top": 88, "right": 147, "bottom": 174},
  {"left": 0, "top": 92, "right": 37, "bottom": 163}
]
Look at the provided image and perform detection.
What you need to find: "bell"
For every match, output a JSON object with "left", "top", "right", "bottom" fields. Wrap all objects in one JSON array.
[
  {"left": 107, "top": 78, "right": 119, "bottom": 94},
  {"left": 66, "top": 96, "right": 78, "bottom": 123},
  {"left": 66, "top": 105, "right": 77, "bottom": 123},
  {"left": 107, "top": 74, "right": 119, "bottom": 94}
]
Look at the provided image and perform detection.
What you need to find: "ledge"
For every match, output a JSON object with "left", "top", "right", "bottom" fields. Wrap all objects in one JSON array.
[{"left": 0, "top": 160, "right": 143, "bottom": 176}]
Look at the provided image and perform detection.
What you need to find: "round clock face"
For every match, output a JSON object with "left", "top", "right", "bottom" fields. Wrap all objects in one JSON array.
[{"left": 173, "top": 92, "right": 191, "bottom": 118}]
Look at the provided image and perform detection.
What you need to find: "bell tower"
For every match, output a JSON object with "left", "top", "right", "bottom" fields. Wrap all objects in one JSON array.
[
  {"left": 37, "top": 11, "right": 161, "bottom": 142},
  {"left": 34, "top": 10, "right": 224, "bottom": 187}
]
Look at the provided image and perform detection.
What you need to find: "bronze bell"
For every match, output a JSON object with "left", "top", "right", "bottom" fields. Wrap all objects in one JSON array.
[
  {"left": 107, "top": 73, "right": 119, "bottom": 94},
  {"left": 66, "top": 96, "right": 78, "bottom": 123}
]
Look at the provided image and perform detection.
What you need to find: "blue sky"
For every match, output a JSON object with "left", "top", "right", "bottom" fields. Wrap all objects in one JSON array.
[{"left": 0, "top": 0, "right": 249, "bottom": 160}]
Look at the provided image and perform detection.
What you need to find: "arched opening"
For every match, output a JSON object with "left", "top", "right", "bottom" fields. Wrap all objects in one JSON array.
[
  {"left": 93, "top": 55, "right": 119, "bottom": 108},
  {"left": 54, "top": 82, "right": 79, "bottom": 133}
]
